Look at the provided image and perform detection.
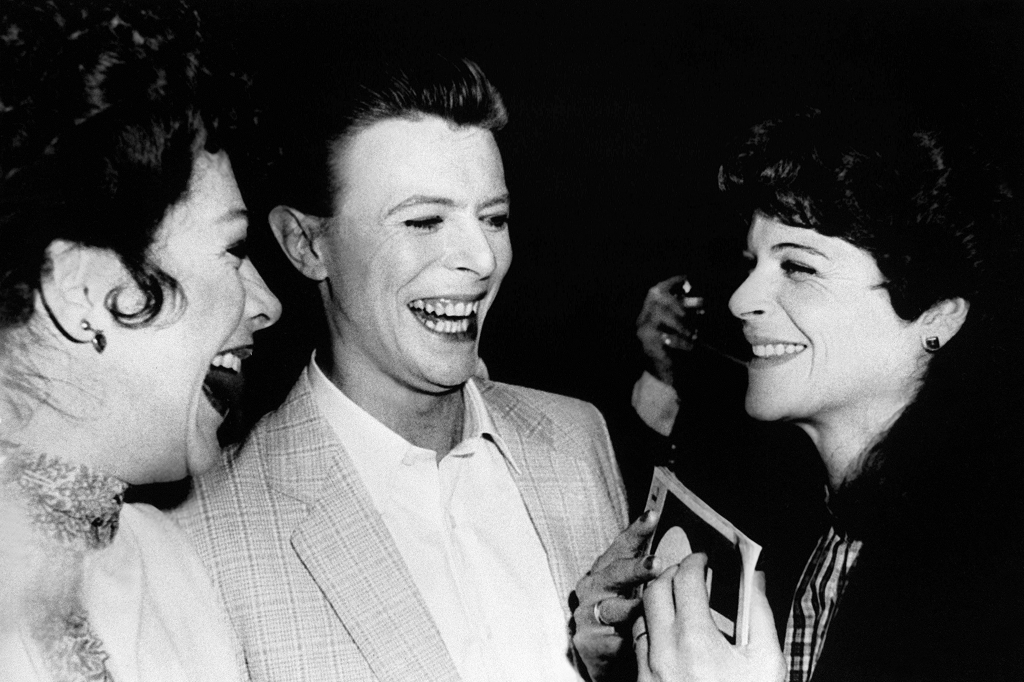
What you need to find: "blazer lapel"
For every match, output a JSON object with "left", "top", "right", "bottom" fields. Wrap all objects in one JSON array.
[
  {"left": 273, "top": 373, "right": 461, "bottom": 682},
  {"left": 480, "top": 383, "right": 585, "bottom": 617}
]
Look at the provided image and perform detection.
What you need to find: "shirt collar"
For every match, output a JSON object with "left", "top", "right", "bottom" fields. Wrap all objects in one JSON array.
[
  {"left": 460, "top": 378, "right": 519, "bottom": 474},
  {"left": 307, "top": 352, "right": 420, "bottom": 475},
  {"left": 306, "top": 354, "right": 517, "bottom": 475}
]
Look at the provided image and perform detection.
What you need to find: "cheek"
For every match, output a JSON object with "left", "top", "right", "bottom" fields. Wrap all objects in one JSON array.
[
  {"left": 492, "top": 234, "right": 512, "bottom": 278},
  {"left": 185, "top": 272, "right": 247, "bottom": 344}
]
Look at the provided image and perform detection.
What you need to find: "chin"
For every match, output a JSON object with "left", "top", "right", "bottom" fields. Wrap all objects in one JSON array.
[
  {"left": 744, "top": 392, "right": 788, "bottom": 423},
  {"left": 185, "top": 434, "right": 223, "bottom": 477},
  {"left": 419, "top": 353, "right": 479, "bottom": 389}
]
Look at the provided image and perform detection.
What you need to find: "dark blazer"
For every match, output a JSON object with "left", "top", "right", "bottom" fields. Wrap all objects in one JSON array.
[
  {"left": 810, "top": 467, "right": 1024, "bottom": 681},
  {"left": 607, "top": 361, "right": 1024, "bottom": 680}
]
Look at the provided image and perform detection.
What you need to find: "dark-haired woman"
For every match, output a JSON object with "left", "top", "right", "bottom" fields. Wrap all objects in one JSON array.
[
  {"left": 578, "top": 112, "right": 1023, "bottom": 681},
  {"left": 639, "top": 113, "right": 1023, "bottom": 681},
  {"left": 0, "top": 2, "right": 280, "bottom": 680}
]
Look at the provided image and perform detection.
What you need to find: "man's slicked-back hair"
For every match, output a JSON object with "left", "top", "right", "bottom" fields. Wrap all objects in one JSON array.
[
  {"left": 266, "top": 55, "right": 507, "bottom": 217},
  {"left": 346, "top": 56, "right": 507, "bottom": 137}
]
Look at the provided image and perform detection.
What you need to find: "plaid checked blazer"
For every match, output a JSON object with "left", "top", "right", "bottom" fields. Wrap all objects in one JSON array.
[{"left": 175, "top": 369, "right": 629, "bottom": 682}]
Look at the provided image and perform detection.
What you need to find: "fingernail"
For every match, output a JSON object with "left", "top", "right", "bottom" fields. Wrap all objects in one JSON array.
[
  {"left": 640, "top": 509, "right": 657, "bottom": 524},
  {"left": 643, "top": 555, "right": 661, "bottom": 571}
]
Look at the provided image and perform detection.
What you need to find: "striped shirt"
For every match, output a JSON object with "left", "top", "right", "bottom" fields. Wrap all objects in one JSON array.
[{"left": 783, "top": 524, "right": 863, "bottom": 681}]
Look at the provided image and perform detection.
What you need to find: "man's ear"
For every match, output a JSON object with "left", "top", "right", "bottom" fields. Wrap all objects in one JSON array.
[
  {"left": 38, "top": 240, "right": 126, "bottom": 343},
  {"left": 268, "top": 205, "right": 329, "bottom": 282},
  {"left": 917, "top": 297, "right": 970, "bottom": 349}
]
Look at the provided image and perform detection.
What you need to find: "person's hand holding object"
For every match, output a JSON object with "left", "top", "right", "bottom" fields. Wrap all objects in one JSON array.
[
  {"left": 572, "top": 511, "right": 663, "bottom": 681},
  {"left": 634, "top": 553, "right": 785, "bottom": 682},
  {"left": 636, "top": 275, "right": 705, "bottom": 386}
]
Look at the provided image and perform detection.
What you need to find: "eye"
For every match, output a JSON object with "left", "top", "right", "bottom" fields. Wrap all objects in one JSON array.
[
  {"left": 483, "top": 213, "right": 509, "bottom": 231},
  {"left": 781, "top": 259, "right": 816, "bottom": 277},
  {"left": 403, "top": 217, "right": 443, "bottom": 230},
  {"left": 741, "top": 252, "right": 756, "bottom": 273},
  {"left": 227, "top": 239, "right": 248, "bottom": 265}
]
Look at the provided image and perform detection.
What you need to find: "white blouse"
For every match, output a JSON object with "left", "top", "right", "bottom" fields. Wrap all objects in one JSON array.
[{"left": 1, "top": 451, "right": 246, "bottom": 682}]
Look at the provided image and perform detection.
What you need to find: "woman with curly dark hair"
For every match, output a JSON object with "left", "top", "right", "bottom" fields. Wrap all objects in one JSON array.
[
  {"left": 0, "top": 2, "right": 280, "bottom": 679},
  {"left": 636, "top": 112, "right": 1022, "bottom": 681},
  {"left": 577, "top": 110, "right": 1023, "bottom": 682}
]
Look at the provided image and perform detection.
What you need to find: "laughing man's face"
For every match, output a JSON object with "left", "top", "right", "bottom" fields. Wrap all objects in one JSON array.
[{"left": 317, "top": 115, "right": 511, "bottom": 395}]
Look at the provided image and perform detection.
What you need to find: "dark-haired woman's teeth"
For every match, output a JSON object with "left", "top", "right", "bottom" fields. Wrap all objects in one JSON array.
[{"left": 752, "top": 343, "right": 807, "bottom": 358}]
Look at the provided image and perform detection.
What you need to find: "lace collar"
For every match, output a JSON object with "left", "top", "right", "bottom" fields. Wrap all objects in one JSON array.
[{"left": 1, "top": 446, "right": 127, "bottom": 550}]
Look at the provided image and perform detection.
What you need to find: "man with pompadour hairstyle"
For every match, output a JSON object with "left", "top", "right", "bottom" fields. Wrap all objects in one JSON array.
[{"left": 177, "top": 56, "right": 629, "bottom": 682}]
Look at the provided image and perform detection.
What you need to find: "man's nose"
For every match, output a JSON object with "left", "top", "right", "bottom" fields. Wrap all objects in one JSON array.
[{"left": 444, "top": 218, "right": 497, "bottom": 277}]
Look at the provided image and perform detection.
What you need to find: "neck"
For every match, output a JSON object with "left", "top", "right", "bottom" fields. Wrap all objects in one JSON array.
[
  {"left": 796, "top": 399, "right": 909, "bottom": 490},
  {"left": 318, "top": 352, "right": 466, "bottom": 458},
  {"left": 6, "top": 393, "right": 118, "bottom": 477},
  {"left": 1, "top": 324, "right": 124, "bottom": 480},
  {"left": 1, "top": 327, "right": 96, "bottom": 471}
]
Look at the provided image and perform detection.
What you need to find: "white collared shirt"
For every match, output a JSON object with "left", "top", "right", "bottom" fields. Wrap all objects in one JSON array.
[{"left": 308, "top": 358, "right": 579, "bottom": 682}]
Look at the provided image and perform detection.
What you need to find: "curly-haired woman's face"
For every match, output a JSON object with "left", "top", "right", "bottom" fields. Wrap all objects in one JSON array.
[
  {"left": 107, "top": 151, "right": 281, "bottom": 482},
  {"left": 728, "top": 214, "right": 927, "bottom": 436}
]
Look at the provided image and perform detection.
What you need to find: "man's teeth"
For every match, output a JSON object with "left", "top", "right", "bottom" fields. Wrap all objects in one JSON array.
[
  {"left": 752, "top": 343, "right": 807, "bottom": 358},
  {"left": 409, "top": 299, "right": 480, "bottom": 317},
  {"left": 211, "top": 352, "right": 243, "bottom": 372},
  {"left": 424, "top": 318, "right": 471, "bottom": 334}
]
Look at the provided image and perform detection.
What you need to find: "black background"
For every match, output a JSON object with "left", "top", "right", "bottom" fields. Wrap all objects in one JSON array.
[{"left": 202, "top": 0, "right": 1024, "bottom": 428}]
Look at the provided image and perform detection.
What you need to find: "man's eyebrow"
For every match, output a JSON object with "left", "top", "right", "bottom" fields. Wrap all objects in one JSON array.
[
  {"left": 385, "top": 195, "right": 456, "bottom": 218},
  {"left": 385, "top": 193, "right": 511, "bottom": 218},
  {"left": 479, "top": 193, "right": 510, "bottom": 211},
  {"left": 771, "top": 242, "right": 829, "bottom": 258}
]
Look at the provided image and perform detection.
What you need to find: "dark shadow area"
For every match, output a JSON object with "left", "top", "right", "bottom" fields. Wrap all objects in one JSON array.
[{"left": 188, "top": 0, "right": 1023, "bottom": 444}]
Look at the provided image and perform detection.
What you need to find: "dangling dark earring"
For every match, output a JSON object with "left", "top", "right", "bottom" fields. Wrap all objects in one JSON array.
[
  {"left": 81, "top": 320, "right": 106, "bottom": 354},
  {"left": 39, "top": 288, "right": 107, "bottom": 353},
  {"left": 923, "top": 336, "right": 941, "bottom": 352}
]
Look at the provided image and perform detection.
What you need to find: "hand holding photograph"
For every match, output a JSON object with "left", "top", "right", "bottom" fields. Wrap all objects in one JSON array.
[{"left": 642, "top": 466, "right": 763, "bottom": 646}]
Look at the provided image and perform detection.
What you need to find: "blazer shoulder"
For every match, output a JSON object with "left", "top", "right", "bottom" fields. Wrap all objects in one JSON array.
[
  {"left": 478, "top": 379, "right": 606, "bottom": 430},
  {"left": 478, "top": 379, "right": 621, "bottom": 479},
  {"left": 173, "top": 375, "right": 320, "bottom": 528}
]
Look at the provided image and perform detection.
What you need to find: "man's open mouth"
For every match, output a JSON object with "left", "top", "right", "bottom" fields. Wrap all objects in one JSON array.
[
  {"left": 202, "top": 348, "right": 251, "bottom": 417},
  {"left": 408, "top": 297, "right": 481, "bottom": 340}
]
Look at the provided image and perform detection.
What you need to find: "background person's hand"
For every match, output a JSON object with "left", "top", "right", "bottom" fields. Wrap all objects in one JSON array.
[
  {"left": 636, "top": 275, "right": 705, "bottom": 386},
  {"left": 571, "top": 511, "right": 663, "bottom": 681},
  {"left": 635, "top": 553, "right": 785, "bottom": 682}
]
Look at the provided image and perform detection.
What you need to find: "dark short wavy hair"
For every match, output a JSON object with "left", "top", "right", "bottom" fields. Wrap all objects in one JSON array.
[
  {"left": 0, "top": 0, "right": 244, "bottom": 329},
  {"left": 719, "top": 110, "right": 1020, "bottom": 533},
  {"left": 717, "top": 110, "right": 1008, "bottom": 322}
]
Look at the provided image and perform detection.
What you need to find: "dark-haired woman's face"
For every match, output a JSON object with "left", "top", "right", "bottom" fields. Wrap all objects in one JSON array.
[
  {"left": 728, "top": 214, "right": 927, "bottom": 434},
  {"left": 107, "top": 151, "right": 281, "bottom": 482}
]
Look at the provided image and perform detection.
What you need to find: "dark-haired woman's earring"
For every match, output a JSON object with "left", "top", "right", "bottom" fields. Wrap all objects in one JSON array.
[
  {"left": 82, "top": 321, "right": 107, "bottom": 354},
  {"left": 923, "top": 336, "right": 941, "bottom": 352}
]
